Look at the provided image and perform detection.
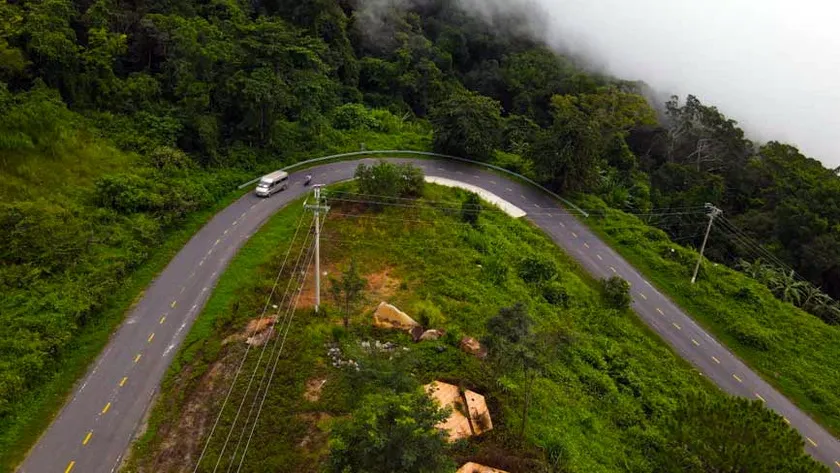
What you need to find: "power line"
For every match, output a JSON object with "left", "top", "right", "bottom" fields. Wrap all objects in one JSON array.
[
  {"left": 716, "top": 217, "right": 806, "bottom": 282},
  {"left": 191, "top": 211, "right": 310, "bottom": 473},
  {"left": 209, "top": 222, "right": 317, "bottom": 473},
  {"left": 233, "top": 218, "right": 322, "bottom": 472},
  {"left": 222, "top": 231, "right": 319, "bottom": 472},
  {"left": 327, "top": 189, "right": 708, "bottom": 215},
  {"left": 327, "top": 195, "right": 708, "bottom": 218}
]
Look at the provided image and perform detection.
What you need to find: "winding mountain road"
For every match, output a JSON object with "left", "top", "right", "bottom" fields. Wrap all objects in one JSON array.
[{"left": 17, "top": 158, "right": 840, "bottom": 472}]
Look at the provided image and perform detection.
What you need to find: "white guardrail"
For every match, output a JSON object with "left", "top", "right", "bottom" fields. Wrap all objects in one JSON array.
[{"left": 237, "top": 150, "right": 589, "bottom": 218}]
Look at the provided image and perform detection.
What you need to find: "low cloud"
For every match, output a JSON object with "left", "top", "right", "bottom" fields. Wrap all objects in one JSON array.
[{"left": 359, "top": 0, "right": 840, "bottom": 166}]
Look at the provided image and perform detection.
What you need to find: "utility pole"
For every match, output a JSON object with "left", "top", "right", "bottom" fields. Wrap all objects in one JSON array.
[
  {"left": 691, "top": 203, "right": 722, "bottom": 284},
  {"left": 304, "top": 185, "right": 329, "bottom": 312}
]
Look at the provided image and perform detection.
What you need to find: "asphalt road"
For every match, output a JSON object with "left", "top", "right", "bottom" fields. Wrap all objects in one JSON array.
[{"left": 18, "top": 158, "right": 840, "bottom": 472}]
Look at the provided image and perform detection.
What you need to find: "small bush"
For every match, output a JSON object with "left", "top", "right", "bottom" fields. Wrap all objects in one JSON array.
[
  {"left": 331, "top": 326, "right": 346, "bottom": 343},
  {"left": 543, "top": 281, "right": 570, "bottom": 307},
  {"left": 519, "top": 254, "right": 558, "bottom": 284},
  {"left": 461, "top": 192, "right": 481, "bottom": 227},
  {"left": 354, "top": 161, "right": 424, "bottom": 203},
  {"left": 331, "top": 103, "right": 380, "bottom": 131},
  {"left": 728, "top": 319, "right": 775, "bottom": 351},
  {"left": 602, "top": 276, "right": 631, "bottom": 310}
]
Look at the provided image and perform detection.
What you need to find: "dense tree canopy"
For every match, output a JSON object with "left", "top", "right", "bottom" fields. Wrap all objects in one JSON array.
[{"left": 328, "top": 390, "right": 453, "bottom": 473}]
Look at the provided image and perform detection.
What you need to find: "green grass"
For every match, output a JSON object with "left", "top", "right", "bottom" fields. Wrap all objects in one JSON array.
[
  {"left": 575, "top": 194, "right": 840, "bottom": 437},
  {"left": 0, "top": 187, "right": 249, "bottom": 473},
  {"left": 126, "top": 183, "right": 800, "bottom": 473}
]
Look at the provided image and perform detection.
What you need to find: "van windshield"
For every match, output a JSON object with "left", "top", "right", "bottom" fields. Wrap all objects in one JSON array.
[{"left": 258, "top": 180, "right": 272, "bottom": 187}]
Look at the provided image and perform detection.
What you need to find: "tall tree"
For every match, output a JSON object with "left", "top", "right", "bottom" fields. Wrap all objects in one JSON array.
[
  {"left": 328, "top": 390, "right": 453, "bottom": 473},
  {"left": 430, "top": 88, "right": 502, "bottom": 161},
  {"left": 328, "top": 258, "right": 366, "bottom": 328},
  {"left": 529, "top": 94, "right": 601, "bottom": 192}
]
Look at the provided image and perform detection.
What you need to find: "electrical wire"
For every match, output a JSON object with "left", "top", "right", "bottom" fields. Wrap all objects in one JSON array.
[
  {"left": 233, "top": 217, "right": 322, "bottom": 472},
  {"left": 210, "top": 221, "right": 316, "bottom": 473},
  {"left": 326, "top": 195, "right": 708, "bottom": 218},
  {"left": 327, "top": 189, "right": 708, "bottom": 215},
  {"left": 716, "top": 216, "right": 803, "bottom": 280},
  {"left": 220, "top": 225, "right": 319, "bottom": 472},
  {"left": 191, "top": 211, "right": 310, "bottom": 473}
]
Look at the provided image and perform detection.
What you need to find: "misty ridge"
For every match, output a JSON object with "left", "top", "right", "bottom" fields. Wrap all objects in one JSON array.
[{"left": 357, "top": 0, "right": 839, "bottom": 167}]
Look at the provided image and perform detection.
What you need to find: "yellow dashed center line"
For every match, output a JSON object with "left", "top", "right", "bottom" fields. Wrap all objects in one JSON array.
[
  {"left": 712, "top": 356, "right": 721, "bottom": 364},
  {"left": 672, "top": 322, "right": 681, "bottom": 330},
  {"left": 159, "top": 315, "right": 166, "bottom": 324},
  {"left": 692, "top": 339, "right": 700, "bottom": 346},
  {"left": 610, "top": 266, "right": 617, "bottom": 273},
  {"left": 656, "top": 308, "right": 664, "bottom": 315},
  {"left": 134, "top": 353, "right": 142, "bottom": 363},
  {"left": 807, "top": 437, "right": 817, "bottom": 447},
  {"left": 82, "top": 431, "right": 92, "bottom": 445},
  {"left": 170, "top": 301, "right": 177, "bottom": 308},
  {"left": 583, "top": 242, "right": 590, "bottom": 248},
  {"left": 638, "top": 292, "right": 647, "bottom": 300},
  {"left": 119, "top": 376, "right": 127, "bottom": 387},
  {"left": 101, "top": 402, "right": 111, "bottom": 414},
  {"left": 834, "top": 460, "right": 839, "bottom": 468},
  {"left": 571, "top": 232, "right": 578, "bottom": 238},
  {"left": 755, "top": 393, "right": 765, "bottom": 402},
  {"left": 596, "top": 254, "right": 603, "bottom": 261},
  {"left": 147, "top": 332, "right": 155, "bottom": 343},
  {"left": 65, "top": 461, "right": 75, "bottom": 473},
  {"left": 214, "top": 238, "right": 220, "bottom": 246},
  {"left": 733, "top": 374, "right": 743, "bottom": 383}
]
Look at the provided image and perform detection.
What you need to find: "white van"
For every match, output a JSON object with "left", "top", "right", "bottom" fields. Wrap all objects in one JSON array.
[{"left": 255, "top": 170, "right": 289, "bottom": 197}]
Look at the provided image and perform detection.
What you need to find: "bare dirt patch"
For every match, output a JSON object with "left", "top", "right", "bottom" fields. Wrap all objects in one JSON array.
[
  {"left": 304, "top": 377, "right": 327, "bottom": 402},
  {"left": 222, "top": 316, "right": 275, "bottom": 346},
  {"left": 297, "top": 265, "right": 401, "bottom": 310},
  {"left": 137, "top": 354, "right": 238, "bottom": 473},
  {"left": 296, "top": 412, "right": 332, "bottom": 452}
]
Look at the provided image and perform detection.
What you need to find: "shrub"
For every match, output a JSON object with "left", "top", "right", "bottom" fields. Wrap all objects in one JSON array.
[
  {"left": 519, "top": 254, "right": 558, "bottom": 284},
  {"left": 331, "top": 103, "right": 380, "bottom": 131},
  {"left": 543, "top": 281, "right": 570, "bottom": 307},
  {"left": 328, "top": 390, "right": 453, "bottom": 473},
  {"left": 354, "top": 161, "right": 424, "bottom": 204},
  {"left": 602, "top": 276, "right": 631, "bottom": 310},
  {"left": 94, "top": 173, "right": 165, "bottom": 214},
  {"left": 461, "top": 192, "right": 481, "bottom": 227},
  {"left": 728, "top": 318, "right": 775, "bottom": 351}
]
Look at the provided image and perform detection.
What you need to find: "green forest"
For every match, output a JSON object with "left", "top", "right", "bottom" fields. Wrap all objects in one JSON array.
[{"left": 3, "top": 0, "right": 840, "bottom": 468}]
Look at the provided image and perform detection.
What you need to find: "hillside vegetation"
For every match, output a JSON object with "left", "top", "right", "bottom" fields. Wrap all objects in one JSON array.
[
  {"left": 579, "top": 194, "right": 840, "bottom": 435},
  {"left": 4, "top": 0, "right": 840, "bottom": 466},
  {"left": 126, "top": 181, "right": 824, "bottom": 472}
]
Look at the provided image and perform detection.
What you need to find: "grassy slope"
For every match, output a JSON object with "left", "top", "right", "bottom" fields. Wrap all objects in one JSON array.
[
  {"left": 576, "top": 194, "right": 840, "bottom": 436},
  {"left": 0, "top": 113, "right": 431, "bottom": 472},
  {"left": 126, "top": 184, "right": 737, "bottom": 473},
  {"left": 0, "top": 186, "right": 249, "bottom": 472}
]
